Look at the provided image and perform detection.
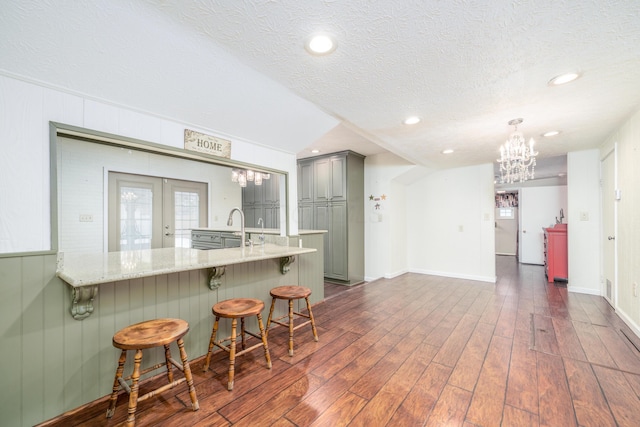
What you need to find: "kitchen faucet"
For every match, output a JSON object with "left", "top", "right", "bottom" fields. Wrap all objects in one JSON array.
[
  {"left": 257, "top": 217, "right": 265, "bottom": 245},
  {"left": 227, "top": 207, "right": 249, "bottom": 247}
]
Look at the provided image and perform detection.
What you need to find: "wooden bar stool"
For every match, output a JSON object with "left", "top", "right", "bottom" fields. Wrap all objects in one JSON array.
[
  {"left": 203, "top": 298, "right": 272, "bottom": 390},
  {"left": 266, "top": 286, "right": 319, "bottom": 356},
  {"left": 107, "top": 318, "right": 199, "bottom": 427}
]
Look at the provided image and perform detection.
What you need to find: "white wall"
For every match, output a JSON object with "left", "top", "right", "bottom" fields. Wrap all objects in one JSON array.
[
  {"left": 0, "top": 75, "right": 309, "bottom": 254},
  {"left": 57, "top": 137, "right": 245, "bottom": 253},
  {"left": 601, "top": 107, "right": 640, "bottom": 335},
  {"left": 406, "top": 163, "right": 496, "bottom": 282},
  {"left": 363, "top": 152, "right": 414, "bottom": 281},
  {"left": 567, "top": 150, "right": 601, "bottom": 295}
]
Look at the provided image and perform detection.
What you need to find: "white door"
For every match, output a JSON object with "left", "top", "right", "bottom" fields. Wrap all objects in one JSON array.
[
  {"left": 108, "top": 172, "right": 207, "bottom": 251},
  {"left": 601, "top": 150, "right": 616, "bottom": 304},
  {"left": 495, "top": 207, "right": 518, "bottom": 255},
  {"left": 519, "top": 186, "right": 568, "bottom": 265},
  {"left": 163, "top": 178, "right": 208, "bottom": 248}
]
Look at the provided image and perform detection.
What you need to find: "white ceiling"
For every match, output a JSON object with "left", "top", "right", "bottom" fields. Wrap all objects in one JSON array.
[{"left": 2, "top": 1, "right": 640, "bottom": 179}]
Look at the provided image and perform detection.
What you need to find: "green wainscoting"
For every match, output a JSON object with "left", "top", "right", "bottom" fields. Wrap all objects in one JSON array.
[{"left": 0, "top": 241, "right": 323, "bottom": 427}]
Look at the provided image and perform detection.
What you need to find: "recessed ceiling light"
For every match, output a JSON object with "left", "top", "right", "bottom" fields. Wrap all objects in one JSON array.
[
  {"left": 305, "top": 33, "right": 337, "bottom": 55},
  {"left": 542, "top": 130, "right": 560, "bottom": 137},
  {"left": 548, "top": 72, "right": 580, "bottom": 86},
  {"left": 311, "top": 149, "right": 320, "bottom": 153},
  {"left": 442, "top": 149, "right": 454, "bottom": 154},
  {"left": 403, "top": 116, "right": 421, "bottom": 125}
]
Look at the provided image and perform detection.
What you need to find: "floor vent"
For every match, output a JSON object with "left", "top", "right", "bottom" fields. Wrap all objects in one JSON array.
[{"left": 620, "top": 328, "right": 640, "bottom": 354}]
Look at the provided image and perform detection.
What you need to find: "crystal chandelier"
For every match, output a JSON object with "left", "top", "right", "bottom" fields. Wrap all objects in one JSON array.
[{"left": 498, "top": 118, "right": 538, "bottom": 184}]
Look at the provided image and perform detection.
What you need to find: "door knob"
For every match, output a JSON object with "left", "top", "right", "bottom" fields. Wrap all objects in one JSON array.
[
  {"left": 164, "top": 232, "right": 174, "bottom": 236},
  {"left": 608, "top": 236, "right": 615, "bottom": 240}
]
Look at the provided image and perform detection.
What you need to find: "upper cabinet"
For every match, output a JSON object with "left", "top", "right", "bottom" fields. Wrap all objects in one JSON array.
[
  {"left": 298, "top": 160, "right": 314, "bottom": 204},
  {"left": 312, "top": 155, "right": 347, "bottom": 202}
]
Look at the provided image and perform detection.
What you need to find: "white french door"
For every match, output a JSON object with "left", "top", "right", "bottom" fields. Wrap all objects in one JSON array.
[{"left": 108, "top": 172, "right": 207, "bottom": 251}]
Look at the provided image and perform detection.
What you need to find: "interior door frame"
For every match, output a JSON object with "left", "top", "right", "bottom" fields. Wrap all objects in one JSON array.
[{"left": 601, "top": 146, "right": 617, "bottom": 306}]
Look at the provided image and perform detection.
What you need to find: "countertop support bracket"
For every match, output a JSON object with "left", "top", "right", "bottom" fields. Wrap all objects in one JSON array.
[
  {"left": 279, "top": 256, "right": 295, "bottom": 274},
  {"left": 208, "top": 266, "right": 226, "bottom": 290},
  {"left": 70, "top": 285, "right": 98, "bottom": 320}
]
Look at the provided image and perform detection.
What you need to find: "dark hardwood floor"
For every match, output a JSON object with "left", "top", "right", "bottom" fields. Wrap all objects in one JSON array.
[{"left": 41, "top": 256, "right": 640, "bottom": 426}]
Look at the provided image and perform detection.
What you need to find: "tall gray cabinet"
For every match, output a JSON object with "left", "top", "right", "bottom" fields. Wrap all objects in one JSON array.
[
  {"left": 242, "top": 176, "right": 280, "bottom": 228},
  {"left": 297, "top": 151, "right": 364, "bottom": 284}
]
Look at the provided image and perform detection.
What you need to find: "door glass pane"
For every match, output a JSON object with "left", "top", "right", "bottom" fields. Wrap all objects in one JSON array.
[
  {"left": 119, "top": 186, "right": 154, "bottom": 250},
  {"left": 174, "top": 190, "right": 201, "bottom": 248}
]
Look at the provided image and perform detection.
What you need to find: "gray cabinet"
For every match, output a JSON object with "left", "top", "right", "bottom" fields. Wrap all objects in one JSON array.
[
  {"left": 298, "top": 151, "right": 364, "bottom": 284},
  {"left": 191, "top": 230, "right": 241, "bottom": 249},
  {"left": 242, "top": 177, "right": 279, "bottom": 228},
  {"left": 297, "top": 160, "right": 314, "bottom": 203}
]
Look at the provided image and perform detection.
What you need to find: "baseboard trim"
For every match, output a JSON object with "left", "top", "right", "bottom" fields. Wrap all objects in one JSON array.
[
  {"left": 568, "top": 286, "right": 601, "bottom": 296},
  {"left": 409, "top": 268, "right": 496, "bottom": 283}
]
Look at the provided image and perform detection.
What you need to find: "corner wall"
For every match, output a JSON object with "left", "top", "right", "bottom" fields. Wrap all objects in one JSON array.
[
  {"left": 567, "top": 149, "right": 601, "bottom": 294},
  {"left": 602, "top": 107, "right": 640, "bottom": 334},
  {"left": 406, "top": 163, "right": 496, "bottom": 282},
  {"left": 363, "top": 152, "right": 415, "bottom": 281}
]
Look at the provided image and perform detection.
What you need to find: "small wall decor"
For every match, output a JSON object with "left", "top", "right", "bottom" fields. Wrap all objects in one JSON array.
[
  {"left": 369, "top": 194, "right": 387, "bottom": 211},
  {"left": 368, "top": 194, "right": 387, "bottom": 222},
  {"left": 184, "top": 129, "right": 231, "bottom": 158},
  {"left": 495, "top": 192, "right": 518, "bottom": 208}
]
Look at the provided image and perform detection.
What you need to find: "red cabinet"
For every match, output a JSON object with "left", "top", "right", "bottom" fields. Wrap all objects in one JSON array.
[{"left": 544, "top": 224, "right": 568, "bottom": 282}]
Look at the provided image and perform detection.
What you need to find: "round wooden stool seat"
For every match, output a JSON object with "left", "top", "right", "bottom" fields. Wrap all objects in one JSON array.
[
  {"left": 266, "top": 285, "right": 319, "bottom": 357},
  {"left": 113, "top": 318, "right": 189, "bottom": 350},
  {"left": 213, "top": 298, "right": 265, "bottom": 318},
  {"left": 270, "top": 285, "right": 312, "bottom": 300},
  {"left": 107, "top": 318, "right": 199, "bottom": 427},
  {"left": 204, "top": 297, "right": 272, "bottom": 390}
]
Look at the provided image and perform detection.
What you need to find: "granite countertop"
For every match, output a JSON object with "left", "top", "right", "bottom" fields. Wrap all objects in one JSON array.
[
  {"left": 57, "top": 244, "right": 316, "bottom": 287},
  {"left": 191, "top": 227, "right": 327, "bottom": 235}
]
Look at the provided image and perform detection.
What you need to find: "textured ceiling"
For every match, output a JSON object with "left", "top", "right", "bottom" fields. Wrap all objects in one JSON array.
[
  {"left": 2, "top": 0, "right": 640, "bottom": 179},
  {"left": 142, "top": 0, "right": 640, "bottom": 172}
]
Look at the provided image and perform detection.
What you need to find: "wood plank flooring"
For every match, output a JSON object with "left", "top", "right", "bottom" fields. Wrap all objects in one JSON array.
[{"left": 40, "top": 256, "right": 640, "bottom": 426}]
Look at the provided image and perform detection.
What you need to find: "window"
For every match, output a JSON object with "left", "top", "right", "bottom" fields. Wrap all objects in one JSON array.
[{"left": 498, "top": 208, "right": 515, "bottom": 219}]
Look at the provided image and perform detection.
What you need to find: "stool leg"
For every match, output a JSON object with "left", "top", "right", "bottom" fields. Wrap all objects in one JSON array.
[
  {"left": 204, "top": 316, "right": 220, "bottom": 371},
  {"left": 106, "top": 349, "right": 127, "bottom": 418},
  {"left": 288, "top": 299, "right": 295, "bottom": 356},
  {"left": 305, "top": 296, "right": 319, "bottom": 342},
  {"left": 241, "top": 317, "right": 246, "bottom": 350},
  {"left": 257, "top": 313, "right": 272, "bottom": 369},
  {"left": 125, "top": 349, "right": 143, "bottom": 427},
  {"left": 265, "top": 297, "right": 276, "bottom": 337},
  {"left": 177, "top": 338, "right": 200, "bottom": 411},
  {"left": 164, "top": 344, "right": 174, "bottom": 383},
  {"left": 228, "top": 318, "right": 238, "bottom": 390}
]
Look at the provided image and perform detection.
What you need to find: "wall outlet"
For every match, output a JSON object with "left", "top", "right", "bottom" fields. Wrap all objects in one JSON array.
[
  {"left": 580, "top": 211, "right": 589, "bottom": 221},
  {"left": 634, "top": 282, "right": 638, "bottom": 297},
  {"left": 458, "top": 225, "right": 464, "bottom": 232},
  {"left": 79, "top": 214, "right": 94, "bottom": 222}
]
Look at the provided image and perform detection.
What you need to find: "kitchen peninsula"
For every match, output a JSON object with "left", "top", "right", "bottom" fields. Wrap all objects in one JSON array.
[{"left": 57, "top": 232, "right": 325, "bottom": 320}]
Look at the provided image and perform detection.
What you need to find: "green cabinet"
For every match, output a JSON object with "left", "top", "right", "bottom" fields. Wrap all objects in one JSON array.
[
  {"left": 242, "top": 176, "right": 280, "bottom": 228},
  {"left": 191, "top": 230, "right": 241, "bottom": 249},
  {"left": 297, "top": 151, "right": 364, "bottom": 284}
]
